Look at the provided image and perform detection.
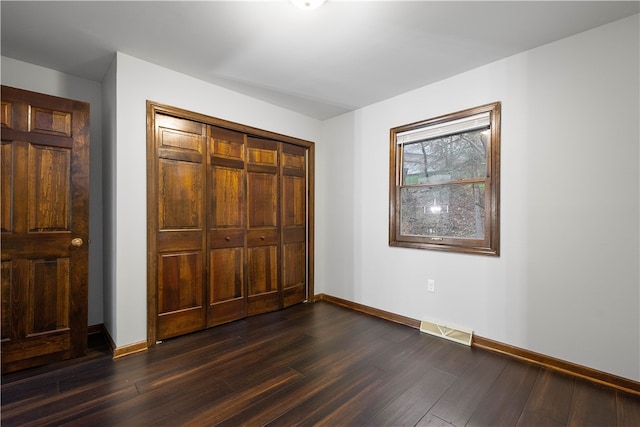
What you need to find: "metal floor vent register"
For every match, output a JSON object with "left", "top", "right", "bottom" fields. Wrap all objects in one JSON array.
[{"left": 420, "top": 319, "right": 473, "bottom": 346}]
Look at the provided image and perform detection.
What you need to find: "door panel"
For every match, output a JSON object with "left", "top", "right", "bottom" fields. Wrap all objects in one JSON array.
[
  {"left": 30, "top": 258, "right": 70, "bottom": 334},
  {"left": 157, "top": 251, "right": 205, "bottom": 339},
  {"left": 247, "top": 144, "right": 277, "bottom": 167},
  {"left": 246, "top": 138, "right": 280, "bottom": 315},
  {"left": 247, "top": 245, "right": 279, "bottom": 315},
  {"left": 282, "top": 176, "right": 305, "bottom": 227},
  {"left": 209, "top": 247, "right": 244, "bottom": 325},
  {"left": 158, "top": 252, "right": 202, "bottom": 314},
  {"left": 1, "top": 143, "right": 12, "bottom": 232},
  {"left": 1, "top": 86, "right": 89, "bottom": 373},
  {"left": 158, "top": 159, "right": 202, "bottom": 229},
  {"left": 247, "top": 173, "right": 278, "bottom": 227},
  {"left": 281, "top": 143, "right": 307, "bottom": 307},
  {"left": 282, "top": 242, "right": 306, "bottom": 307},
  {"left": 207, "top": 127, "right": 247, "bottom": 326},
  {"left": 153, "top": 114, "right": 206, "bottom": 340},
  {"left": 212, "top": 167, "right": 244, "bottom": 226},
  {"left": 28, "top": 144, "right": 71, "bottom": 231},
  {"left": 29, "top": 107, "right": 72, "bottom": 137}
]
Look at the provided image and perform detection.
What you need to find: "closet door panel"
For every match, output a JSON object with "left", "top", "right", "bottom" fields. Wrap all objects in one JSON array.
[
  {"left": 247, "top": 245, "right": 279, "bottom": 315},
  {"left": 1, "top": 142, "right": 12, "bottom": 233},
  {"left": 247, "top": 173, "right": 277, "bottom": 227},
  {"left": 154, "top": 114, "right": 206, "bottom": 340},
  {"left": 209, "top": 247, "right": 244, "bottom": 326},
  {"left": 246, "top": 138, "right": 280, "bottom": 315},
  {"left": 282, "top": 242, "right": 306, "bottom": 307},
  {"left": 157, "top": 251, "right": 205, "bottom": 339},
  {"left": 158, "top": 252, "right": 202, "bottom": 313},
  {"left": 247, "top": 143, "right": 278, "bottom": 167},
  {"left": 158, "top": 159, "right": 202, "bottom": 229},
  {"left": 281, "top": 143, "right": 307, "bottom": 307},
  {"left": 212, "top": 166, "right": 244, "bottom": 227},
  {"left": 207, "top": 127, "right": 246, "bottom": 326}
]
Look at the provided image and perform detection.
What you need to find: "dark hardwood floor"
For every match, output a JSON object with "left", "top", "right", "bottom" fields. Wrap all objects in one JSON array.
[{"left": 2, "top": 301, "right": 639, "bottom": 426}]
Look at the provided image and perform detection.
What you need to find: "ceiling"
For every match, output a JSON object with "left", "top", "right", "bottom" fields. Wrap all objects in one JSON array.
[{"left": 2, "top": 1, "right": 638, "bottom": 120}]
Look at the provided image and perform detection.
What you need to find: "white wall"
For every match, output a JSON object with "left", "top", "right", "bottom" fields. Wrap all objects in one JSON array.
[
  {"left": 109, "top": 52, "right": 322, "bottom": 347},
  {"left": 318, "top": 15, "right": 640, "bottom": 380},
  {"left": 1, "top": 56, "right": 104, "bottom": 327},
  {"left": 317, "top": 111, "right": 357, "bottom": 300}
]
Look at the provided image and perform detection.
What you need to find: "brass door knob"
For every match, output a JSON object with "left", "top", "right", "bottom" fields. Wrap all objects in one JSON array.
[{"left": 71, "top": 238, "right": 84, "bottom": 247}]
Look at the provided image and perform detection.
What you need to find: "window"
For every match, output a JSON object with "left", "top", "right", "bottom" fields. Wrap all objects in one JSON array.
[{"left": 389, "top": 102, "right": 501, "bottom": 255}]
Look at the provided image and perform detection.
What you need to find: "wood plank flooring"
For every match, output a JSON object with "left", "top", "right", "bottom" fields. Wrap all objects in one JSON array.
[{"left": 2, "top": 301, "right": 639, "bottom": 426}]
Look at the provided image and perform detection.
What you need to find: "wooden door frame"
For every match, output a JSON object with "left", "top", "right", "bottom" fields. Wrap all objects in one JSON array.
[{"left": 146, "top": 101, "right": 315, "bottom": 348}]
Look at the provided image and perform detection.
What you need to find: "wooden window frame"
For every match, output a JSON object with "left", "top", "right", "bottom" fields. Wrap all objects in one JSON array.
[{"left": 389, "top": 102, "right": 501, "bottom": 256}]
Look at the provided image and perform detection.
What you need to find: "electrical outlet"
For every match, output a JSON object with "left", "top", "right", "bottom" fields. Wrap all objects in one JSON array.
[{"left": 427, "top": 279, "right": 435, "bottom": 292}]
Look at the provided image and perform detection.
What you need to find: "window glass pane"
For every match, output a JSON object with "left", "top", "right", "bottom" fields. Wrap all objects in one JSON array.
[
  {"left": 402, "top": 129, "right": 488, "bottom": 185},
  {"left": 400, "top": 183, "right": 485, "bottom": 239}
]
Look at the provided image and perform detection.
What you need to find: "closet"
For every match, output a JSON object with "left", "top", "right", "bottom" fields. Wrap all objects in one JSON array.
[{"left": 147, "top": 103, "right": 313, "bottom": 343}]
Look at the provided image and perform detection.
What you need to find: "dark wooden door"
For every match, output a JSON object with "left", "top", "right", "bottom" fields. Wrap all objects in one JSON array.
[
  {"left": 153, "top": 114, "right": 207, "bottom": 340},
  {"left": 246, "top": 138, "right": 280, "bottom": 316},
  {"left": 281, "top": 143, "right": 307, "bottom": 307},
  {"left": 207, "top": 127, "right": 247, "bottom": 326},
  {"left": 1, "top": 86, "right": 90, "bottom": 373}
]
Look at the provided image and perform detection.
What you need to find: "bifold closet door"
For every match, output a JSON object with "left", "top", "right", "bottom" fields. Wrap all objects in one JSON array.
[
  {"left": 246, "top": 138, "right": 280, "bottom": 316},
  {"left": 154, "top": 114, "right": 207, "bottom": 340},
  {"left": 281, "top": 143, "right": 307, "bottom": 307},
  {"left": 207, "top": 127, "right": 247, "bottom": 327},
  {"left": 150, "top": 107, "right": 311, "bottom": 342}
]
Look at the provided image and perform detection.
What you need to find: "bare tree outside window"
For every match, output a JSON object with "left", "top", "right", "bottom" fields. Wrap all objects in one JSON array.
[{"left": 389, "top": 102, "right": 501, "bottom": 255}]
